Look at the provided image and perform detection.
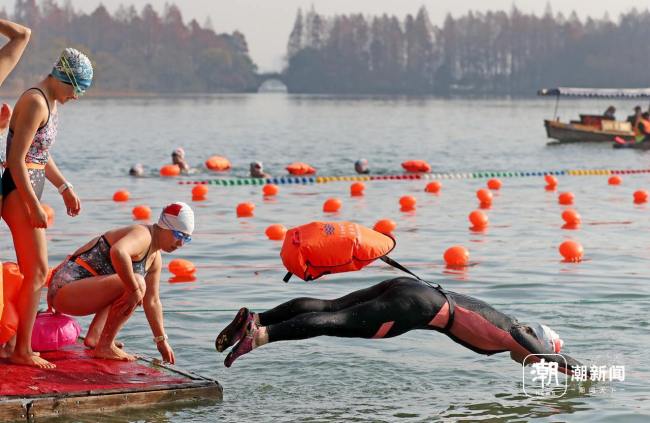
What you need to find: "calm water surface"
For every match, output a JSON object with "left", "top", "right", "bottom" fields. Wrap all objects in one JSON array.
[{"left": 1, "top": 95, "right": 649, "bottom": 422}]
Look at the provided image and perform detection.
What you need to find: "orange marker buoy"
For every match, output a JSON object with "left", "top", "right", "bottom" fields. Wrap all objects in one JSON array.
[
  {"left": 444, "top": 245, "right": 469, "bottom": 267},
  {"left": 236, "top": 202, "right": 255, "bottom": 217},
  {"left": 633, "top": 190, "right": 648, "bottom": 204},
  {"left": 487, "top": 178, "right": 502, "bottom": 190},
  {"left": 545, "top": 175, "right": 558, "bottom": 187},
  {"left": 425, "top": 181, "right": 442, "bottom": 193},
  {"left": 265, "top": 224, "right": 287, "bottom": 240},
  {"left": 323, "top": 198, "right": 342, "bottom": 213},
  {"left": 41, "top": 203, "right": 54, "bottom": 225},
  {"left": 469, "top": 210, "right": 488, "bottom": 229},
  {"left": 559, "top": 240, "right": 584, "bottom": 262},
  {"left": 350, "top": 182, "right": 365, "bottom": 196},
  {"left": 373, "top": 219, "right": 397, "bottom": 235},
  {"left": 263, "top": 184, "right": 279, "bottom": 196},
  {"left": 476, "top": 189, "right": 492, "bottom": 205},
  {"left": 608, "top": 175, "right": 622, "bottom": 185},
  {"left": 168, "top": 258, "right": 196, "bottom": 277},
  {"left": 160, "top": 164, "right": 180, "bottom": 177},
  {"left": 286, "top": 162, "right": 316, "bottom": 175},
  {"left": 192, "top": 184, "right": 209, "bottom": 198},
  {"left": 561, "top": 209, "right": 581, "bottom": 225},
  {"left": 205, "top": 156, "right": 231, "bottom": 171},
  {"left": 132, "top": 205, "right": 151, "bottom": 220},
  {"left": 402, "top": 160, "right": 431, "bottom": 173},
  {"left": 113, "top": 190, "right": 130, "bottom": 202},
  {"left": 399, "top": 195, "right": 417, "bottom": 211},
  {"left": 558, "top": 192, "right": 574, "bottom": 205}
]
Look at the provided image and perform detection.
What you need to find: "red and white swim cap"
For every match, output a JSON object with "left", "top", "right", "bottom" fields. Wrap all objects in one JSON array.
[
  {"left": 530, "top": 323, "right": 564, "bottom": 353},
  {"left": 158, "top": 202, "right": 194, "bottom": 235}
]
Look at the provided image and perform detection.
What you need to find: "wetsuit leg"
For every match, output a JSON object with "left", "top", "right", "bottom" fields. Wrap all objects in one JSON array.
[
  {"left": 509, "top": 324, "right": 583, "bottom": 376},
  {"left": 259, "top": 278, "right": 407, "bottom": 326},
  {"left": 265, "top": 278, "right": 445, "bottom": 342}
]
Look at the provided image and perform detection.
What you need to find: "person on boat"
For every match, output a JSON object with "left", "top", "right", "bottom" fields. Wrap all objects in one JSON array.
[
  {"left": 635, "top": 112, "right": 650, "bottom": 142},
  {"left": 129, "top": 163, "right": 144, "bottom": 177},
  {"left": 603, "top": 106, "right": 616, "bottom": 120},
  {"left": 250, "top": 161, "right": 270, "bottom": 178},
  {"left": 171, "top": 147, "right": 190, "bottom": 174},
  {"left": 627, "top": 106, "right": 642, "bottom": 127},
  {"left": 47, "top": 202, "right": 194, "bottom": 364},
  {"left": 354, "top": 158, "right": 370, "bottom": 174},
  {"left": 1, "top": 48, "right": 91, "bottom": 369},
  {"left": 216, "top": 277, "right": 584, "bottom": 374}
]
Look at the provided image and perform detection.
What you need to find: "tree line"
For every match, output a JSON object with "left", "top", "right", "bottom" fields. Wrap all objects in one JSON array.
[
  {"left": 284, "top": 6, "right": 650, "bottom": 95},
  {"left": 1, "top": 0, "right": 258, "bottom": 94}
]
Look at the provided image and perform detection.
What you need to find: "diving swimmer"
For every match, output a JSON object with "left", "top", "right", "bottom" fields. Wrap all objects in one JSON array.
[{"left": 216, "top": 277, "right": 584, "bottom": 374}]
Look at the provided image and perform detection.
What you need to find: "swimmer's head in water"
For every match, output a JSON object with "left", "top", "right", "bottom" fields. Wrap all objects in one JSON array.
[
  {"left": 51, "top": 48, "right": 93, "bottom": 97},
  {"left": 157, "top": 202, "right": 194, "bottom": 251},
  {"left": 355, "top": 159, "right": 369, "bottom": 174},
  {"left": 172, "top": 147, "right": 185, "bottom": 158},
  {"left": 129, "top": 163, "right": 144, "bottom": 176},
  {"left": 529, "top": 323, "right": 564, "bottom": 353}
]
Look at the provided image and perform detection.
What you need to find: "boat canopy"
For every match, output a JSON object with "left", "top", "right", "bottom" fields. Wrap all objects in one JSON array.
[{"left": 538, "top": 87, "right": 650, "bottom": 98}]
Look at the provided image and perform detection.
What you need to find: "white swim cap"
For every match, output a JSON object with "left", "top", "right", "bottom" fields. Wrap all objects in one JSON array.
[
  {"left": 158, "top": 202, "right": 194, "bottom": 235},
  {"left": 173, "top": 147, "right": 185, "bottom": 157},
  {"left": 530, "top": 323, "right": 564, "bottom": 353}
]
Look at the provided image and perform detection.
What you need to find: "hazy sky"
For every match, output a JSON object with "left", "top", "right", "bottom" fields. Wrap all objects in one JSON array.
[{"left": 1, "top": 1, "right": 648, "bottom": 71}]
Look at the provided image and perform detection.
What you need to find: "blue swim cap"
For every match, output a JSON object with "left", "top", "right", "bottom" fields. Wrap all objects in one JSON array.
[{"left": 51, "top": 48, "right": 93, "bottom": 94}]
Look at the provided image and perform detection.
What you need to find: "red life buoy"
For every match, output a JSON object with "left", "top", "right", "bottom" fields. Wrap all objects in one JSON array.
[
  {"left": 402, "top": 160, "right": 431, "bottom": 173},
  {"left": 286, "top": 162, "right": 316, "bottom": 175}
]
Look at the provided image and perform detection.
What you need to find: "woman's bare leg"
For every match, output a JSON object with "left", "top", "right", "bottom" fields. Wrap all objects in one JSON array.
[{"left": 84, "top": 306, "right": 124, "bottom": 349}]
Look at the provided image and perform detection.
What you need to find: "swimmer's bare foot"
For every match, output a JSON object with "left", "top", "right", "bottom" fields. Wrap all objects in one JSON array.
[
  {"left": 9, "top": 352, "right": 56, "bottom": 369},
  {"left": 91, "top": 344, "right": 135, "bottom": 361},
  {"left": 84, "top": 337, "right": 124, "bottom": 349}
]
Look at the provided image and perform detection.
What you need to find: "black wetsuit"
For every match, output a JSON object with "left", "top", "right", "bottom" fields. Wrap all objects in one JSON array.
[{"left": 259, "top": 277, "right": 583, "bottom": 374}]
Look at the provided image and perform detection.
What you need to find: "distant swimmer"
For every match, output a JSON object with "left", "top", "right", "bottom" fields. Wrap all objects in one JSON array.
[
  {"left": 250, "top": 161, "right": 270, "bottom": 178},
  {"left": 129, "top": 163, "right": 144, "bottom": 177},
  {"left": 355, "top": 158, "right": 369, "bottom": 174},
  {"left": 216, "top": 277, "right": 585, "bottom": 374},
  {"left": 47, "top": 202, "right": 194, "bottom": 364},
  {"left": 171, "top": 147, "right": 190, "bottom": 174}
]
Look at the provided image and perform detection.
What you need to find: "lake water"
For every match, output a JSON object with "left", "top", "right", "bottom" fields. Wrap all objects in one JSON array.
[{"left": 1, "top": 94, "right": 649, "bottom": 422}]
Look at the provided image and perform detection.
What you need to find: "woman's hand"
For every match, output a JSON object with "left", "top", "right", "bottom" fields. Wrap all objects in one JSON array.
[
  {"left": 29, "top": 203, "right": 48, "bottom": 228},
  {"left": 156, "top": 340, "right": 175, "bottom": 364},
  {"left": 62, "top": 188, "right": 80, "bottom": 216},
  {"left": 115, "top": 288, "right": 144, "bottom": 316}
]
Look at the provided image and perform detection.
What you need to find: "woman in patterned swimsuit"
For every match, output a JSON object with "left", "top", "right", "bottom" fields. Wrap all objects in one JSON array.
[{"left": 1, "top": 48, "right": 93, "bottom": 369}]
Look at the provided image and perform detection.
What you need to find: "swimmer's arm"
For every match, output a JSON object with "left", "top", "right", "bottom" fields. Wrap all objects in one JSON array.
[
  {"left": 143, "top": 253, "right": 175, "bottom": 363},
  {"left": 109, "top": 226, "right": 151, "bottom": 293},
  {"left": 6, "top": 94, "right": 46, "bottom": 209},
  {"left": 0, "top": 19, "right": 30, "bottom": 86},
  {"left": 45, "top": 157, "right": 80, "bottom": 216},
  {"left": 44, "top": 156, "right": 66, "bottom": 187},
  {"left": 509, "top": 325, "right": 585, "bottom": 376}
]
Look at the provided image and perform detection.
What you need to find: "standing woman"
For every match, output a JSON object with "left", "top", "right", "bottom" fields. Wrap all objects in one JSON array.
[{"left": 2, "top": 48, "right": 93, "bottom": 368}]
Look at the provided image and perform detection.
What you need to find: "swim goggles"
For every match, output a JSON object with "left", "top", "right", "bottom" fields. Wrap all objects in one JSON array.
[
  {"left": 60, "top": 55, "right": 85, "bottom": 97},
  {"left": 171, "top": 229, "right": 192, "bottom": 244}
]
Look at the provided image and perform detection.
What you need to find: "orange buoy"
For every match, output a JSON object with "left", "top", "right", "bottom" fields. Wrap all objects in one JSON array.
[
  {"left": 561, "top": 209, "right": 581, "bottom": 225},
  {"left": 559, "top": 240, "right": 584, "bottom": 262},
  {"left": 373, "top": 219, "right": 397, "bottom": 235},
  {"left": 402, "top": 160, "right": 431, "bottom": 173},
  {"left": 469, "top": 210, "right": 488, "bottom": 229},
  {"left": 236, "top": 202, "right": 255, "bottom": 217},
  {"left": 192, "top": 184, "right": 209, "bottom": 199},
  {"left": 286, "top": 162, "right": 316, "bottom": 175},
  {"left": 263, "top": 184, "right": 279, "bottom": 196},
  {"left": 168, "top": 258, "right": 196, "bottom": 277},
  {"left": 41, "top": 203, "right": 54, "bottom": 225},
  {"left": 633, "top": 190, "right": 648, "bottom": 204},
  {"left": 160, "top": 164, "right": 180, "bottom": 177},
  {"left": 265, "top": 224, "right": 287, "bottom": 240},
  {"left": 350, "top": 182, "right": 365, "bottom": 196},
  {"left": 132, "top": 205, "right": 151, "bottom": 220},
  {"left": 487, "top": 178, "right": 502, "bottom": 190},
  {"left": 205, "top": 155, "right": 231, "bottom": 171},
  {"left": 425, "top": 181, "right": 442, "bottom": 193},
  {"left": 558, "top": 192, "right": 574, "bottom": 205},
  {"left": 323, "top": 198, "right": 342, "bottom": 213},
  {"left": 113, "top": 190, "right": 130, "bottom": 202},
  {"left": 476, "top": 189, "right": 492, "bottom": 205},
  {"left": 545, "top": 175, "right": 558, "bottom": 187},
  {"left": 608, "top": 175, "right": 622, "bottom": 185},
  {"left": 444, "top": 245, "right": 469, "bottom": 267},
  {"left": 399, "top": 195, "right": 417, "bottom": 211}
]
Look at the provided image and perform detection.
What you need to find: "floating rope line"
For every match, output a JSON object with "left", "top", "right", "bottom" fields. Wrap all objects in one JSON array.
[{"left": 177, "top": 168, "right": 650, "bottom": 186}]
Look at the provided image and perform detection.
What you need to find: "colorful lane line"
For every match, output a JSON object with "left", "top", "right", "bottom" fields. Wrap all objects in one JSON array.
[{"left": 177, "top": 168, "right": 650, "bottom": 186}]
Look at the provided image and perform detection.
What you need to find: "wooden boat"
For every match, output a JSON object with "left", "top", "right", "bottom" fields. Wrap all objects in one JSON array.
[
  {"left": 0, "top": 343, "right": 222, "bottom": 421},
  {"left": 539, "top": 87, "right": 650, "bottom": 143}
]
